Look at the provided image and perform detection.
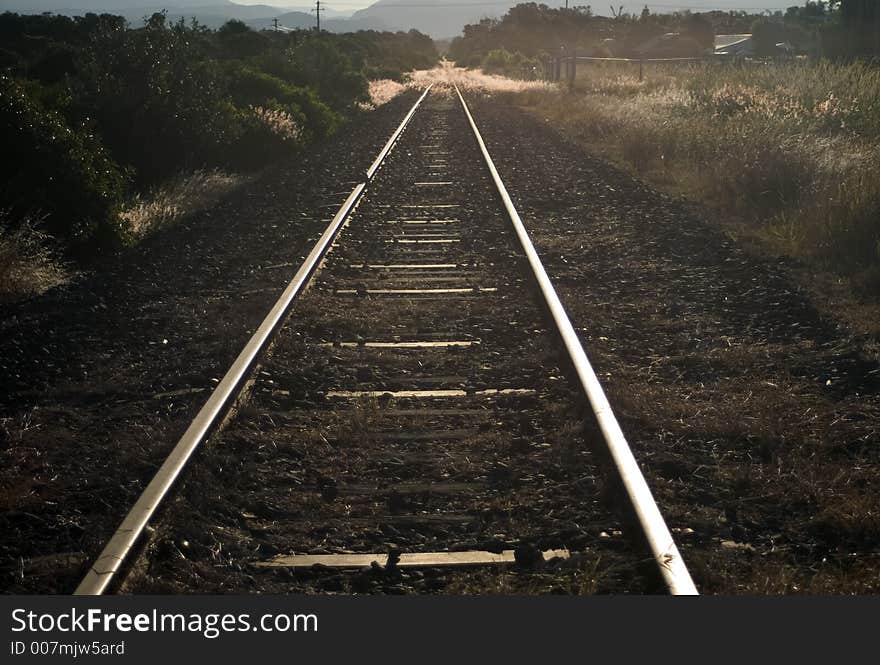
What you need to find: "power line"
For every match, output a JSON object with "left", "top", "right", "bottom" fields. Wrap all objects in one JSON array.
[{"left": 312, "top": 0, "right": 324, "bottom": 31}]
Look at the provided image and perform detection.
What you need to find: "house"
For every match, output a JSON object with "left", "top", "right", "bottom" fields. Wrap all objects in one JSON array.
[{"left": 714, "top": 34, "right": 754, "bottom": 57}]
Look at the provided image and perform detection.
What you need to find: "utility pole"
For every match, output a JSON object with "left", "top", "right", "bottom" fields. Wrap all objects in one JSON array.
[
  {"left": 272, "top": 17, "right": 278, "bottom": 31},
  {"left": 315, "top": 0, "right": 323, "bottom": 33}
]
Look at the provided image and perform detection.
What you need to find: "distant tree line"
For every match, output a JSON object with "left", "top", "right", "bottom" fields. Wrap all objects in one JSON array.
[
  {"left": 821, "top": 0, "right": 880, "bottom": 57},
  {"left": 0, "top": 11, "right": 437, "bottom": 263},
  {"left": 449, "top": 2, "right": 880, "bottom": 72}
]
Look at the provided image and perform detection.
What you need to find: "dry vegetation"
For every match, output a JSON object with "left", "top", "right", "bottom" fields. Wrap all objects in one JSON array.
[
  {"left": 364, "top": 79, "right": 409, "bottom": 108},
  {"left": 409, "top": 62, "right": 553, "bottom": 94},
  {"left": 353, "top": 61, "right": 544, "bottom": 111},
  {"left": 365, "top": 62, "right": 554, "bottom": 108},
  {"left": 0, "top": 212, "right": 71, "bottom": 303},
  {"left": 1, "top": 171, "right": 248, "bottom": 303},
  {"left": 120, "top": 170, "right": 250, "bottom": 238},
  {"left": 514, "top": 59, "right": 880, "bottom": 340}
]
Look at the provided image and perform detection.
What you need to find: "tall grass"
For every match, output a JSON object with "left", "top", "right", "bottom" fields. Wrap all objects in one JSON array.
[
  {"left": 363, "top": 79, "right": 408, "bottom": 108},
  {"left": 0, "top": 211, "right": 70, "bottom": 303},
  {"left": 517, "top": 59, "right": 880, "bottom": 299},
  {"left": 409, "top": 62, "right": 553, "bottom": 94},
  {"left": 121, "top": 170, "right": 249, "bottom": 238}
]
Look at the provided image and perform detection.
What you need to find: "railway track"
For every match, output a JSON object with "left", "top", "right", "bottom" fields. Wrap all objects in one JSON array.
[{"left": 75, "top": 86, "right": 697, "bottom": 596}]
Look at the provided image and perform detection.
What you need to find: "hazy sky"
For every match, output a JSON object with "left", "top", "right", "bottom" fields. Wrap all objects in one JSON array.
[{"left": 230, "top": 1, "right": 794, "bottom": 15}]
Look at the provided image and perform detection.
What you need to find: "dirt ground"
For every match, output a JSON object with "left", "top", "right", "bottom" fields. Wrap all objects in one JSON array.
[
  {"left": 469, "top": 95, "right": 880, "bottom": 593},
  {"left": 1, "top": 87, "right": 878, "bottom": 594}
]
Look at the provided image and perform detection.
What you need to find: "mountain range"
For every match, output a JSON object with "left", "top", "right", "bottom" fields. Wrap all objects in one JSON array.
[
  {"left": 0, "top": 0, "right": 381, "bottom": 29},
  {"left": 350, "top": 0, "right": 520, "bottom": 39}
]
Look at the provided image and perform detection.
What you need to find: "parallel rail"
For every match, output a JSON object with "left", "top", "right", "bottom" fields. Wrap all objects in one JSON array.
[
  {"left": 74, "top": 86, "right": 432, "bottom": 595},
  {"left": 76, "top": 84, "right": 697, "bottom": 596}
]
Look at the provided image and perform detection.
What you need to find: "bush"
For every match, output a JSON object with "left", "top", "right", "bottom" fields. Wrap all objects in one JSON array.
[
  {"left": 0, "top": 76, "right": 127, "bottom": 259},
  {"left": 482, "top": 48, "right": 515, "bottom": 74},
  {"left": 74, "top": 13, "right": 233, "bottom": 185},
  {"left": 481, "top": 48, "right": 538, "bottom": 78},
  {"left": 220, "top": 62, "right": 339, "bottom": 142},
  {"left": 220, "top": 102, "right": 306, "bottom": 170},
  {"left": 364, "top": 64, "right": 406, "bottom": 82},
  {"left": 286, "top": 37, "right": 369, "bottom": 112}
]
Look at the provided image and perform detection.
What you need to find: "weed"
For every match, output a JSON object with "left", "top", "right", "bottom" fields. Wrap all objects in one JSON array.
[
  {"left": 408, "top": 62, "right": 554, "bottom": 96},
  {"left": 0, "top": 211, "right": 71, "bottom": 302},
  {"left": 515, "top": 59, "right": 880, "bottom": 315},
  {"left": 120, "top": 170, "right": 249, "bottom": 238},
  {"left": 362, "top": 79, "right": 408, "bottom": 109}
]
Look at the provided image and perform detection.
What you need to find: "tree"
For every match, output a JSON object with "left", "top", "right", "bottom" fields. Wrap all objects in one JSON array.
[
  {"left": 0, "top": 76, "right": 127, "bottom": 258},
  {"left": 822, "top": 0, "right": 880, "bottom": 56},
  {"left": 785, "top": 1, "right": 828, "bottom": 19},
  {"left": 217, "top": 19, "right": 268, "bottom": 59},
  {"left": 681, "top": 13, "right": 714, "bottom": 50},
  {"left": 288, "top": 37, "right": 368, "bottom": 112},
  {"left": 751, "top": 18, "right": 786, "bottom": 55},
  {"left": 839, "top": 0, "right": 880, "bottom": 22}
]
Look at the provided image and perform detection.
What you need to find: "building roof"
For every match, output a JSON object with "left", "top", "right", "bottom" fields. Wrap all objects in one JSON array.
[{"left": 715, "top": 34, "right": 752, "bottom": 49}]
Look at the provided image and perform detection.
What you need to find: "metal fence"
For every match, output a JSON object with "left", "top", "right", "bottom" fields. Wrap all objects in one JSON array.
[
  {"left": 542, "top": 49, "right": 806, "bottom": 83},
  {"left": 543, "top": 49, "right": 705, "bottom": 83}
]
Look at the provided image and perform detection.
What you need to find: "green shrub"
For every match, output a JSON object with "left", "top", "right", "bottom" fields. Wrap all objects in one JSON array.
[
  {"left": 0, "top": 76, "right": 127, "bottom": 259},
  {"left": 286, "top": 37, "right": 369, "bottom": 113},
  {"left": 219, "top": 101, "right": 306, "bottom": 170},
  {"left": 250, "top": 39, "right": 367, "bottom": 113},
  {"left": 482, "top": 48, "right": 538, "bottom": 78},
  {"left": 220, "top": 62, "right": 339, "bottom": 141},
  {"left": 74, "top": 13, "right": 233, "bottom": 185},
  {"left": 363, "top": 64, "right": 406, "bottom": 82},
  {"left": 482, "top": 48, "right": 515, "bottom": 74}
]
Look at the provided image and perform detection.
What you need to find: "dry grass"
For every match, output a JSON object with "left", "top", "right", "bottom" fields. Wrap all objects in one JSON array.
[
  {"left": 0, "top": 212, "right": 71, "bottom": 303},
  {"left": 121, "top": 169, "right": 249, "bottom": 238},
  {"left": 363, "top": 79, "right": 408, "bottom": 109},
  {"left": 514, "top": 59, "right": 880, "bottom": 334},
  {"left": 1, "top": 170, "right": 248, "bottom": 304},
  {"left": 408, "top": 61, "right": 555, "bottom": 95},
  {"left": 604, "top": 363, "right": 880, "bottom": 594},
  {"left": 250, "top": 106, "right": 303, "bottom": 142}
]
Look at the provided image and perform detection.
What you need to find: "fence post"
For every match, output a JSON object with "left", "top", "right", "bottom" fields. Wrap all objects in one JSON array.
[{"left": 639, "top": 58, "right": 643, "bottom": 82}]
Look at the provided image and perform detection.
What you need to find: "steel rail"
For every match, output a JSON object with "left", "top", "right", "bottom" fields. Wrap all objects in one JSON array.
[
  {"left": 454, "top": 85, "right": 698, "bottom": 596},
  {"left": 367, "top": 86, "right": 432, "bottom": 180},
  {"left": 75, "top": 85, "right": 433, "bottom": 595}
]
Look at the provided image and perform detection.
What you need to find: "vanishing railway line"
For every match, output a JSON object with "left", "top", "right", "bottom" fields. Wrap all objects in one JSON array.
[{"left": 75, "top": 86, "right": 697, "bottom": 596}]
